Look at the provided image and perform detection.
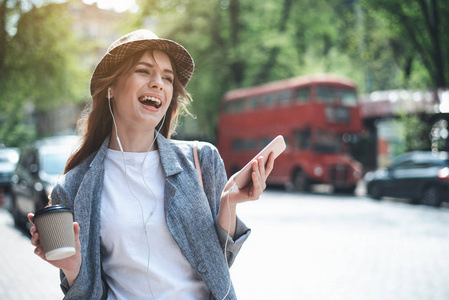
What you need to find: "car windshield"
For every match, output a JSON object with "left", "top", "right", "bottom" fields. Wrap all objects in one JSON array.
[
  {"left": 0, "top": 149, "right": 20, "bottom": 163},
  {"left": 40, "top": 149, "right": 72, "bottom": 176},
  {"left": 0, "top": 149, "right": 20, "bottom": 172},
  {"left": 390, "top": 152, "right": 449, "bottom": 169}
]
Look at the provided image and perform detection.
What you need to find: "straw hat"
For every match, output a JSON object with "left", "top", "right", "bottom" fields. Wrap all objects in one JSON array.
[{"left": 90, "top": 29, "right": 194, "bottom": 95}]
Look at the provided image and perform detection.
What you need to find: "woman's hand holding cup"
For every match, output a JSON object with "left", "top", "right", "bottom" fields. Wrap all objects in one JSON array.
[{"left": 28, "top": 213, "right": 82, "bottom": 287}]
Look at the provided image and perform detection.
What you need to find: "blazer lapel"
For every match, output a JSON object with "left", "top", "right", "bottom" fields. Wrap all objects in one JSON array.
[{"left": 73, "top": 137, "right": 109, "bottom": 249}]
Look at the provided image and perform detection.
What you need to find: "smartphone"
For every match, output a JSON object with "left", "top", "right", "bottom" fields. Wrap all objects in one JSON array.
[{"left": 233, "top": 135, "right": 286, "bottom": 189}]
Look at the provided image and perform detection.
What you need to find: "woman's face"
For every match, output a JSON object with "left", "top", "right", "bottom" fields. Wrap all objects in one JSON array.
[{"left": 110, "top": 50, "right": 174, "bottom": 133}]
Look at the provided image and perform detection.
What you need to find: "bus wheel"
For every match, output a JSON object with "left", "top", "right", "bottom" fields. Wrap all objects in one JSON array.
[
  {"left": 293, "top": 169, "right": 310, "bottom": 192},
  {"left": 334, "top": 185, "right": 356, "bottom": 194},
  {"left": 10, "top": 196, "right": 24, "bottom": 228}
]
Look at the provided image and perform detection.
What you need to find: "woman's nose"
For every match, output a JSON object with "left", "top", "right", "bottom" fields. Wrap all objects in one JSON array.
[{"left": 149, "top": 75, "right": 163, "bottom": 90}]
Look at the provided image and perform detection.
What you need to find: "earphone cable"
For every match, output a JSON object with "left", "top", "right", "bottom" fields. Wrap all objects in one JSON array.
[{"left": 221, "top": 183, "right": 236, "bottom": 300}]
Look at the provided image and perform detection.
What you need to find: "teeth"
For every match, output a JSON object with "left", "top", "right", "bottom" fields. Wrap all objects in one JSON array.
[
  {"left": 140, "top": 96, "right": 161, "bottom": 104},
  {"left": 139, "top": 96, "right": 162, "bottom": 108}
]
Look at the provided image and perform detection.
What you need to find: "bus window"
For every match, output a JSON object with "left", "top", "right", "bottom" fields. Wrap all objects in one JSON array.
[
  {"left": 313, "top": 130, "right": 340, "bottom": 153},
  {"left": 234, "top": 99, "right": 245, "bottom": 112},
  {"left": 295, "top": 87, "right": 310, "bottom": 103},
  {"left": 247, "top": 97, "right": 259, "bottom": 110},
  {"left": 326, "top": 106, "right": 350, "bottom": 123},
  {"left": 340, "top": 90, "right": 357, "bottom": 106},
  {"left": 232, "top": 139, "right": 257, "bottom": 152},
  {"left": 244, "top": 139, "right": 256, "bottom": 150},
  {"left": 317, "top": 87, "right": 335, "bottom": 103},
  {"left": 225, "top": 100, "right": 243, "bottom": 113},
  {"left": 224, "top": 102, "right": 233, "bottom": 113},
  {"left": 263, "top": 94, "right": 275, "bottom": 107},
  {"left": 278, "top": 90, "right": 292, "bottom": 106},
  {"left": 294, "top": 129, "right": 311, "bottom": 150},
  {"left": 260, "top": 137, "right": 273, "bottom": 148},
  {"left": 232, "top": 140, "right": 243, "bottom": 151}
]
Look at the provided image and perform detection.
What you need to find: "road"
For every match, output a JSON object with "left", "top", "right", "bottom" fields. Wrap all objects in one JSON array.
[
  {"left": 231, "top": 190, "right": 449, "bottom": 300},
  {"left": 1, "top": 189, "right": 449, "bottom": 299}
]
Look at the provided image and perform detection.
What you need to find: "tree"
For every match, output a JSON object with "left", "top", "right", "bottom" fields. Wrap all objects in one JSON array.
[
  {"left": 124, "top": 0, "right": 439, "bottom": 139},
  {"left": 361, "top": 0, "right": 449, "bottom": 89},
  {"left": 0, "top": 102, "right": 36, "bottom": 148},
  {"left": 9, "top": 2, "right": 85, "bottom": 109},
  {"left": 396, "top": 112, "right": 432, "bottom": 152},
  {"left": 136, "top": 0, "right": 365, "bottom": 137},
  {"left": 0, "top": 0, "right": 86, "bottom": 146}
]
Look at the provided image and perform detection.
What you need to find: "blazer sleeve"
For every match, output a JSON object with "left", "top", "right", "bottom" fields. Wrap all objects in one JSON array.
[
  {"left": 197, "top": 142, "right": 251, "bottom": 267},
  {"left": 49, "top": 163, "right": 108, "bottom": 300}
]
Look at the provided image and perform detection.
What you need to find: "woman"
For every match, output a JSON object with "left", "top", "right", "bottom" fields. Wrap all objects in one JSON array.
[{"left": 28, "top": 29, "right": 275, "bottom": 300}]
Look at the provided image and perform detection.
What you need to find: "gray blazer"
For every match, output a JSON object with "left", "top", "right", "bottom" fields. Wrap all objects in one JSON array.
[{"left": 51, "top": 133, "right": 250, "bottom": 300}]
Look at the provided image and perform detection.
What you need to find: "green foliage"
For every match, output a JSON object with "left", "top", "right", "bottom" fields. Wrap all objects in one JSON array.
[
  {"left": 0, "top": 0, "right": 89, "bottom": 145},
  {"left": 396, "top": 112, "right": 432, "bottom": 151},
  {"left": 8, "top": 3, "right": 86, "bottom": 110},
  {"left": 429, "top": 119, "right": 449, "bottom": 151},
  {"left": 133, "top": 0, "right": 373, "bottom": 136},
  {"left": 1, "top": 0, "right": 446, "bottom": 142},
  {"left": 0, "top": 102, "right": 36, "bottom": 147},
  {"left": 360, "top": 0, "right": 449, "bottom": 89},
  {"left": 134, "top": 0, "right": 361, "bottom": 137}
]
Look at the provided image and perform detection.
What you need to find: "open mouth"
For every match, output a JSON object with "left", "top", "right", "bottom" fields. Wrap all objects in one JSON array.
[{"left": 138, "top": 96, "right": 162, "bottom": 109}]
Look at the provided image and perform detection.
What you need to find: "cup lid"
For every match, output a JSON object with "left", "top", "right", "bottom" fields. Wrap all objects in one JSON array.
[{"left": 33, "top": 204, "right": 73, "bottom": 222}]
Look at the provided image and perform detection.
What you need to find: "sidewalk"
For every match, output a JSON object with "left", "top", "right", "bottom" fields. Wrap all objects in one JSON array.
[{"left": 0, "top": 208, "right": 62, "bottom": 300}]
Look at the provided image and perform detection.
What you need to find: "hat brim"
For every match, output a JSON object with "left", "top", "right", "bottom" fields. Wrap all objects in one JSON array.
[{"left": 90, "top": 38, "right": 194, "bottom": 95}]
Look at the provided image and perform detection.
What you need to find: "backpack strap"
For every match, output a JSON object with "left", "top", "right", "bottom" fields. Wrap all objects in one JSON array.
[{"left": 193, "top": 140, "right": 204, "bottom": 189}]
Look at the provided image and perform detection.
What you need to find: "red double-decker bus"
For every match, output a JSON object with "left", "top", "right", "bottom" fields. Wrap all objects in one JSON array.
[{"left": 217, "top": 74, "right": 363, "bottom": 193}]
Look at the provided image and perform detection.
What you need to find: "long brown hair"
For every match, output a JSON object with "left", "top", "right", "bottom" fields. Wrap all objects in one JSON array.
[{"left": 64, "top": 49, "right": 192, "bottom": 173}]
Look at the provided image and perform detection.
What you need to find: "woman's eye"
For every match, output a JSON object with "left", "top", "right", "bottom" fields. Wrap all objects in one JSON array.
[
  {"left": 136, "top": 69, "right": 150, "bottom": 74},
  {"left": 164, "top": 77, "right": 173, "bottom": 83}
]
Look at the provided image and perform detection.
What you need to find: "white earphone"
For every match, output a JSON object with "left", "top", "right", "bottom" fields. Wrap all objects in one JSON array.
[{"left": 107, "top": 86, "right": 124, "bottom": 152}]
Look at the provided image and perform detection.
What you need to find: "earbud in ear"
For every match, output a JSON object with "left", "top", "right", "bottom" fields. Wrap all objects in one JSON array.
[{"left": 108, "top": 87, "right": 112, "bottom": 101}]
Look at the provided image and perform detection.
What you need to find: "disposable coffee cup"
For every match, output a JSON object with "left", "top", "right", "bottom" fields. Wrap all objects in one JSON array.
[{"left": 33, "top": 204, "right": 76, "bottom": 261}]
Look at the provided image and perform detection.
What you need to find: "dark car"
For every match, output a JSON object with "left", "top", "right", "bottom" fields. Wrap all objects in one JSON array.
[
  {"left": 364, "top": 151, "right": 449, "bottom": 207},
  {"left": 10, "top": 136, "right": 80, "bottom": 228},
  {"left": 0, "top": 147, "right": 20, "bottom": 206}
]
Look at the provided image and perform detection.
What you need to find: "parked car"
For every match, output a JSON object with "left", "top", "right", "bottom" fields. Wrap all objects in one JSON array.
[
  {"left": 0, "top": 147, "right": 20, "bottom": 206},
  {"left": 364, "top": 151, "right": 449, "bottom": 207},
  {"left": 10, "top": 135, "right": 80, "bottom": 228}
]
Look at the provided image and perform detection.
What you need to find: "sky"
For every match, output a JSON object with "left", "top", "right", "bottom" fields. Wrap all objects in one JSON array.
[{"left": 82, "top": 0, "right": 138, "bottom": 12}]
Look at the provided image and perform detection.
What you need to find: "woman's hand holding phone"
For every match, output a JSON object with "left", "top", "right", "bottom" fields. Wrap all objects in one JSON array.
[
  {"left": 232, "top": 135, "right": 286, "bottom": 189},
  {"left": 218, "top": 136, "right": 285, "bottom": 238}
]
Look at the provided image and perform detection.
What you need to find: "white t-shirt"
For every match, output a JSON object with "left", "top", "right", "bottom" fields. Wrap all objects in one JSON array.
[{"left": 101, "top": 149, "right": 210, "bottom": 300}]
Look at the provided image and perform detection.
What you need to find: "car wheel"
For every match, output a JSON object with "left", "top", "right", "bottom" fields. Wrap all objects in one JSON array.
[
  {"left": 421, "top": 186, "right": 442, "bottom": 207},
  {"left": 292, "top": 169, "right": 310, "bottom": 192},
  {"left": 10, "top": 196, "right": 24, "bottom": 228},
  {"left": 368, "top": 183, "right": 382, "bottom": 200}
]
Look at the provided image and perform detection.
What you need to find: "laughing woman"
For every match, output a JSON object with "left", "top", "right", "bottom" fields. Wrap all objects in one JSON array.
[{"left": 28, "top": 29, "right": 275, "bottom": 300}]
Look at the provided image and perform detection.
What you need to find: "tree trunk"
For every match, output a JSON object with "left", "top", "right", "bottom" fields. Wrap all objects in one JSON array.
[
  {"left": 0, "top": 0, "right": 8, "bottom": 72},
  {"left": 417, "top": 0, "right": 446, "bottom": 87},
  {"left": 254, "top": 0, "right": 293, "bottom": 85},
  {"left": 228, "top": 0, "right": 245, "bottom": 85}
]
